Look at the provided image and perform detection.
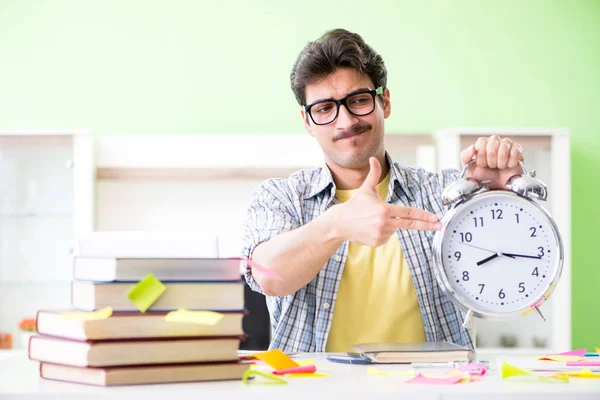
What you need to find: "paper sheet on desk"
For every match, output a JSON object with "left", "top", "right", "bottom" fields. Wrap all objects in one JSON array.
[{"left": 498, "top": 355, "right": 600, "bottom": 372}]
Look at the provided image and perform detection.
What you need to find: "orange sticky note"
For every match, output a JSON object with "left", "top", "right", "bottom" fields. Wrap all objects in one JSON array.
[{"left": 253, "top": 349, "right": 299, "bottom": 371}]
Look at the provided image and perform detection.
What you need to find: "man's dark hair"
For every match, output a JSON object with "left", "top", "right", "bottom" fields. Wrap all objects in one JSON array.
[{"left": 290, "top": 28, "right": 387, "bottom": 106}]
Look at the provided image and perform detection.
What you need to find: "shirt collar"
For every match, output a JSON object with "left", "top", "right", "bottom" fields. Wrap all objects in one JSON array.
[{"left": 304, "top": 152, "right": 415, "bottom": 203}]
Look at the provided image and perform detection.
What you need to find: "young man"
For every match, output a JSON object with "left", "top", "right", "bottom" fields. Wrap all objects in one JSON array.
[{"left": 241, "top": 29, "right": 524, "bottom": 352}]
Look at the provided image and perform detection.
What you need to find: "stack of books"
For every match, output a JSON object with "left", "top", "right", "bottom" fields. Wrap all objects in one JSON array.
[{"left": 28, "top": 232, "right": 250, "bottom": 386}]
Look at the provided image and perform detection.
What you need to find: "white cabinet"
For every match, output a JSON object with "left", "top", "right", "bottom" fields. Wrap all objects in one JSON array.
[
  {"left": 435, "top": 128, "right": 571, "bottom": 353},
  {"left": 93, "top": 134, "right": 438, "bottom": 251},
  {"left": 0, "top": 132, "right": 94, "bottom": 347}
]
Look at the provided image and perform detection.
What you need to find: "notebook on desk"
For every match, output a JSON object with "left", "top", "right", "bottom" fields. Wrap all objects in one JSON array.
[{"left": 348, "top": 342, "right": 474, "bottom": 364}]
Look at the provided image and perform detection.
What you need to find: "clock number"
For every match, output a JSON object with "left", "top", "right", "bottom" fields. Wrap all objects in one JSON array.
[
  {"left": 518, "top": 282, "right": 525, "bottom": 293},
  {"left": 537, "top": 247, "right": 545, "bottom": 257},
  {"left": 462, "top": 271, "right": 470, "bottom": 281},
  {"left": 478, "top": 284, "right": 485, "bottom": 294},
  {"left": 530, "top": 227, "right": 537, "bottom": 237},
  {"left": 532, "top": 267, "right": 539, "bottom": 277},
  {"left": 460, "top": 232, "right": 473, "bottom": 242},
  {"left": 515, "top": 213, "right": 520, "bottom": 224},
  {"left": 454, "top": 251, "right": 461, "bottom": 261},
  {"left": 473, "top": 217, "right": 484, "bottom": 228},
  {"left": 491, "top": 209, "right": 503, "bottom": 220},
  {"left": 498, "top": 289, "right": 506, "bottom": 299}
]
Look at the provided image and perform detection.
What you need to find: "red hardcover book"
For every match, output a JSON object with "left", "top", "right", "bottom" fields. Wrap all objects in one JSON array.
[
  {"left": 29, "top": 335, "right": 243, "bottom": 367},
  {"left": 39, "top": 360, "right": 250, "bottom": 386},
  {"left": 35, "top": 309, "right": 246, "bottom": 340}
]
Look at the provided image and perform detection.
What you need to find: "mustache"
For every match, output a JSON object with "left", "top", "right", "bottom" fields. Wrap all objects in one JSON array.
[{"left": 333, "top": 122, "right": 372, "bottom": 142}]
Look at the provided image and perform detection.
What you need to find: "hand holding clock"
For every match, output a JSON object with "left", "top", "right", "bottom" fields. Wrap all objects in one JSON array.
[{"left": 459, "top": 135, "right": 524, "bottom": 189}]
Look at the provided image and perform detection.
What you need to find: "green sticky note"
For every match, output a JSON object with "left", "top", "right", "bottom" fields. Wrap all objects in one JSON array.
[
  {"left": 127, "top": 274, "right": 166, "bottom": 313},
  {"left": 242, "top": 369, "right": 287, "bottom": 385}
]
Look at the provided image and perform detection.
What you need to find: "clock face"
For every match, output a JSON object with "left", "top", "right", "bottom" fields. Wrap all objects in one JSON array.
[{"left": 436, "top": 191, "right": 563, "bottom": 316}]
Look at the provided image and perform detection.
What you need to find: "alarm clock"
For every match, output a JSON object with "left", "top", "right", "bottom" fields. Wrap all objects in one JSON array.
[{"left": 432, "top": 160, "right": 564, "bottom": 327}]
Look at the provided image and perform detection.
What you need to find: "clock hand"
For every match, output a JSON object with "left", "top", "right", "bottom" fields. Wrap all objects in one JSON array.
[
  {"left": 502, "top": 253, "right": 542, "bottom": 259},
  {"left": 476, "top": 253, "right": 499, "bottom": 266},
  {"left": 459, "top": 243, "right": 496, "bottom": 253},
  {"left": 459, "top": 243, "right": 516, "bottom": 259}
]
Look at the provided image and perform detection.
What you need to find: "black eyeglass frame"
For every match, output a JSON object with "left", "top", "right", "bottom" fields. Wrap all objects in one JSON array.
[{"left": 303, "top": 86, "right": 384, "bottom": 126}]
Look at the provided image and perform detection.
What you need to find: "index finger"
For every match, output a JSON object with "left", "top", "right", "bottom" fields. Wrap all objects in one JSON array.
[{"left": 386, "top": 204, "right": 439, "bottom": 222}]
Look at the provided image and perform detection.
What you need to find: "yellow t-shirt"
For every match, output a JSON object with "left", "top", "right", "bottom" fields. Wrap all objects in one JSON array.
[{"left": 325, "top": 171, "right": 426, "bottom": 352}]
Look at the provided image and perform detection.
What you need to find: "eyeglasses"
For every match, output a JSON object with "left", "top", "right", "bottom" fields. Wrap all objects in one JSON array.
[{"left": 303, "top": 87, "right": 384, "bottom": 125}]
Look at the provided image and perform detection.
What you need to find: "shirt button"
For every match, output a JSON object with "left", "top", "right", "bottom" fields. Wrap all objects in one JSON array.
[
  {"left": 323, "top": 303, "right": 330, "bottom": 309},
  {"left": 334, "top": 255, "right": 342, "bottom": 262}
]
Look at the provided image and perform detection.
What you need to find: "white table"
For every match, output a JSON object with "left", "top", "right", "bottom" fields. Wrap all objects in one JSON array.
[{"left": 1, "top": 350, "right": 599, "bottom": 399}]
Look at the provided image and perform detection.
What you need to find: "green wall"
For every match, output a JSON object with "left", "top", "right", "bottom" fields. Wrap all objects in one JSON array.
[{"left": 1, "top": 0, "right": 598, "bottom": 349}]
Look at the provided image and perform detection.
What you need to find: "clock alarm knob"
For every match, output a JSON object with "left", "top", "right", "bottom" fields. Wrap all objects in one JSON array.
[
  {"left": 441, "top": 160, "right": 484, "bottom": 206},
  {"left": 505, "top": 161, "right": 548, "bottom": 201},
  {"left": 441, "top": 177, "right": 483, "bottom": 206}
]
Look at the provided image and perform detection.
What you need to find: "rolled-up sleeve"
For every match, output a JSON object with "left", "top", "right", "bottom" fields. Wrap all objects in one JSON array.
[{"left": 241, "top": 179, "right": 301, "bottom": 293}]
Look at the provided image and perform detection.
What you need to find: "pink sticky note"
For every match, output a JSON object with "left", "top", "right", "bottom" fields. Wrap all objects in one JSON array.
[
  {"left": 554, "top": 349, "right": 587, "bottom": 357},
  {"left": 236, "top": 258, "right": 283, "bottom": 281},
  {"left": 273, "top": 365, "right": 317, "bottom": 375},
  {"left": 406, "top": 373, "right": 464, "bottom": 385},
  {"left": 540, "top": 348, "right": 587, "bottom": 360},
  {"left": 566, "top": 360, "right": 600, "bottom": 367},
  {"left": 458, "top": 363, "right": 487, "bottom": 376}
]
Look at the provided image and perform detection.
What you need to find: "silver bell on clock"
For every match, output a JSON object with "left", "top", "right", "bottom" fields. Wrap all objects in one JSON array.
[{"left": 432, "top": 160, "right": 564, "bottom": 328}]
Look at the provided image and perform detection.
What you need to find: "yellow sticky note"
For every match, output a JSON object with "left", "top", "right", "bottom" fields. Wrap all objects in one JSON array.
[
  {"left": 254, "top": 349, "right": 299, "bottom": 371},
  {"left": 127, "top": 274, "right": 166, "bottom": 313},
  {"left": 367, "top": 366, "right": 415, "bottom": 377},
  {"left": 297, "top": 359, "right": 316, "bottom": 366},
  {"left": 501, "top": 362, "right": 569, "bottom": 383},
  {"left": 559, "top": 368, "right": 600, "bottom": 379},
  {"left": 595, "top": 347, "right": 600, "bottom": 354},
  {"left": 242, "top": 369, "right": 287, "bottom": 384},
  {"left": 296, "top": 359, "right": 330, "bottom": 370},
  {"left": 165, "top": 309, "right": 223, "bottom": 325},
  {"left": 60, "top": 307, "right": 113, "bottom": 320}
]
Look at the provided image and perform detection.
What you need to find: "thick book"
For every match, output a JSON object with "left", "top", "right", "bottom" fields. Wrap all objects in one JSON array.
[
  {"left": 71, "top": 280, "right": 244, "bottom": 311},
  {"left": 29, "top": 335, "right": 242, "bottom": 367},
  {"left": 36, "top": 310, "right": 245, "bottom": 340},
  {"left": 75, "top": 231, "right": 219, "bottom": 258},
  {"left": 348, "top": 342, "right": 474, "bottom": 363},
  {"left": 73, "top": 257, "right": 243, "bottom": 282},
  {"left": 40, "top": 361, "right": 250, "bottom": 386}
]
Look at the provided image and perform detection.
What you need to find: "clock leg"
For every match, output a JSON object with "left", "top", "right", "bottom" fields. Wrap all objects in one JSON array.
[
  {"left": 534, "top": 306, "right": 546, "bottom": 322},
  {"left": 462, "top": 309, "right": 474, "bottom": 328}
]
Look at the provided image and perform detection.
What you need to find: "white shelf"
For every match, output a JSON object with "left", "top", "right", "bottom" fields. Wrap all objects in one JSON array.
[
  {"left": 0, "top": 131, "right": 94, "bottom": 340},
  {"left": 0, "top": 281, "right": 72, "bottom": 286},
  {"left": 0, "top": 213, "right": 72, "bottom": 218}
]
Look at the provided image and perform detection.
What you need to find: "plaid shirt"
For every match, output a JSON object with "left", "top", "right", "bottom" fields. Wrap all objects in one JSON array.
[{"left": 241, "top": 153, "right": 474, "bottom": 352}]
